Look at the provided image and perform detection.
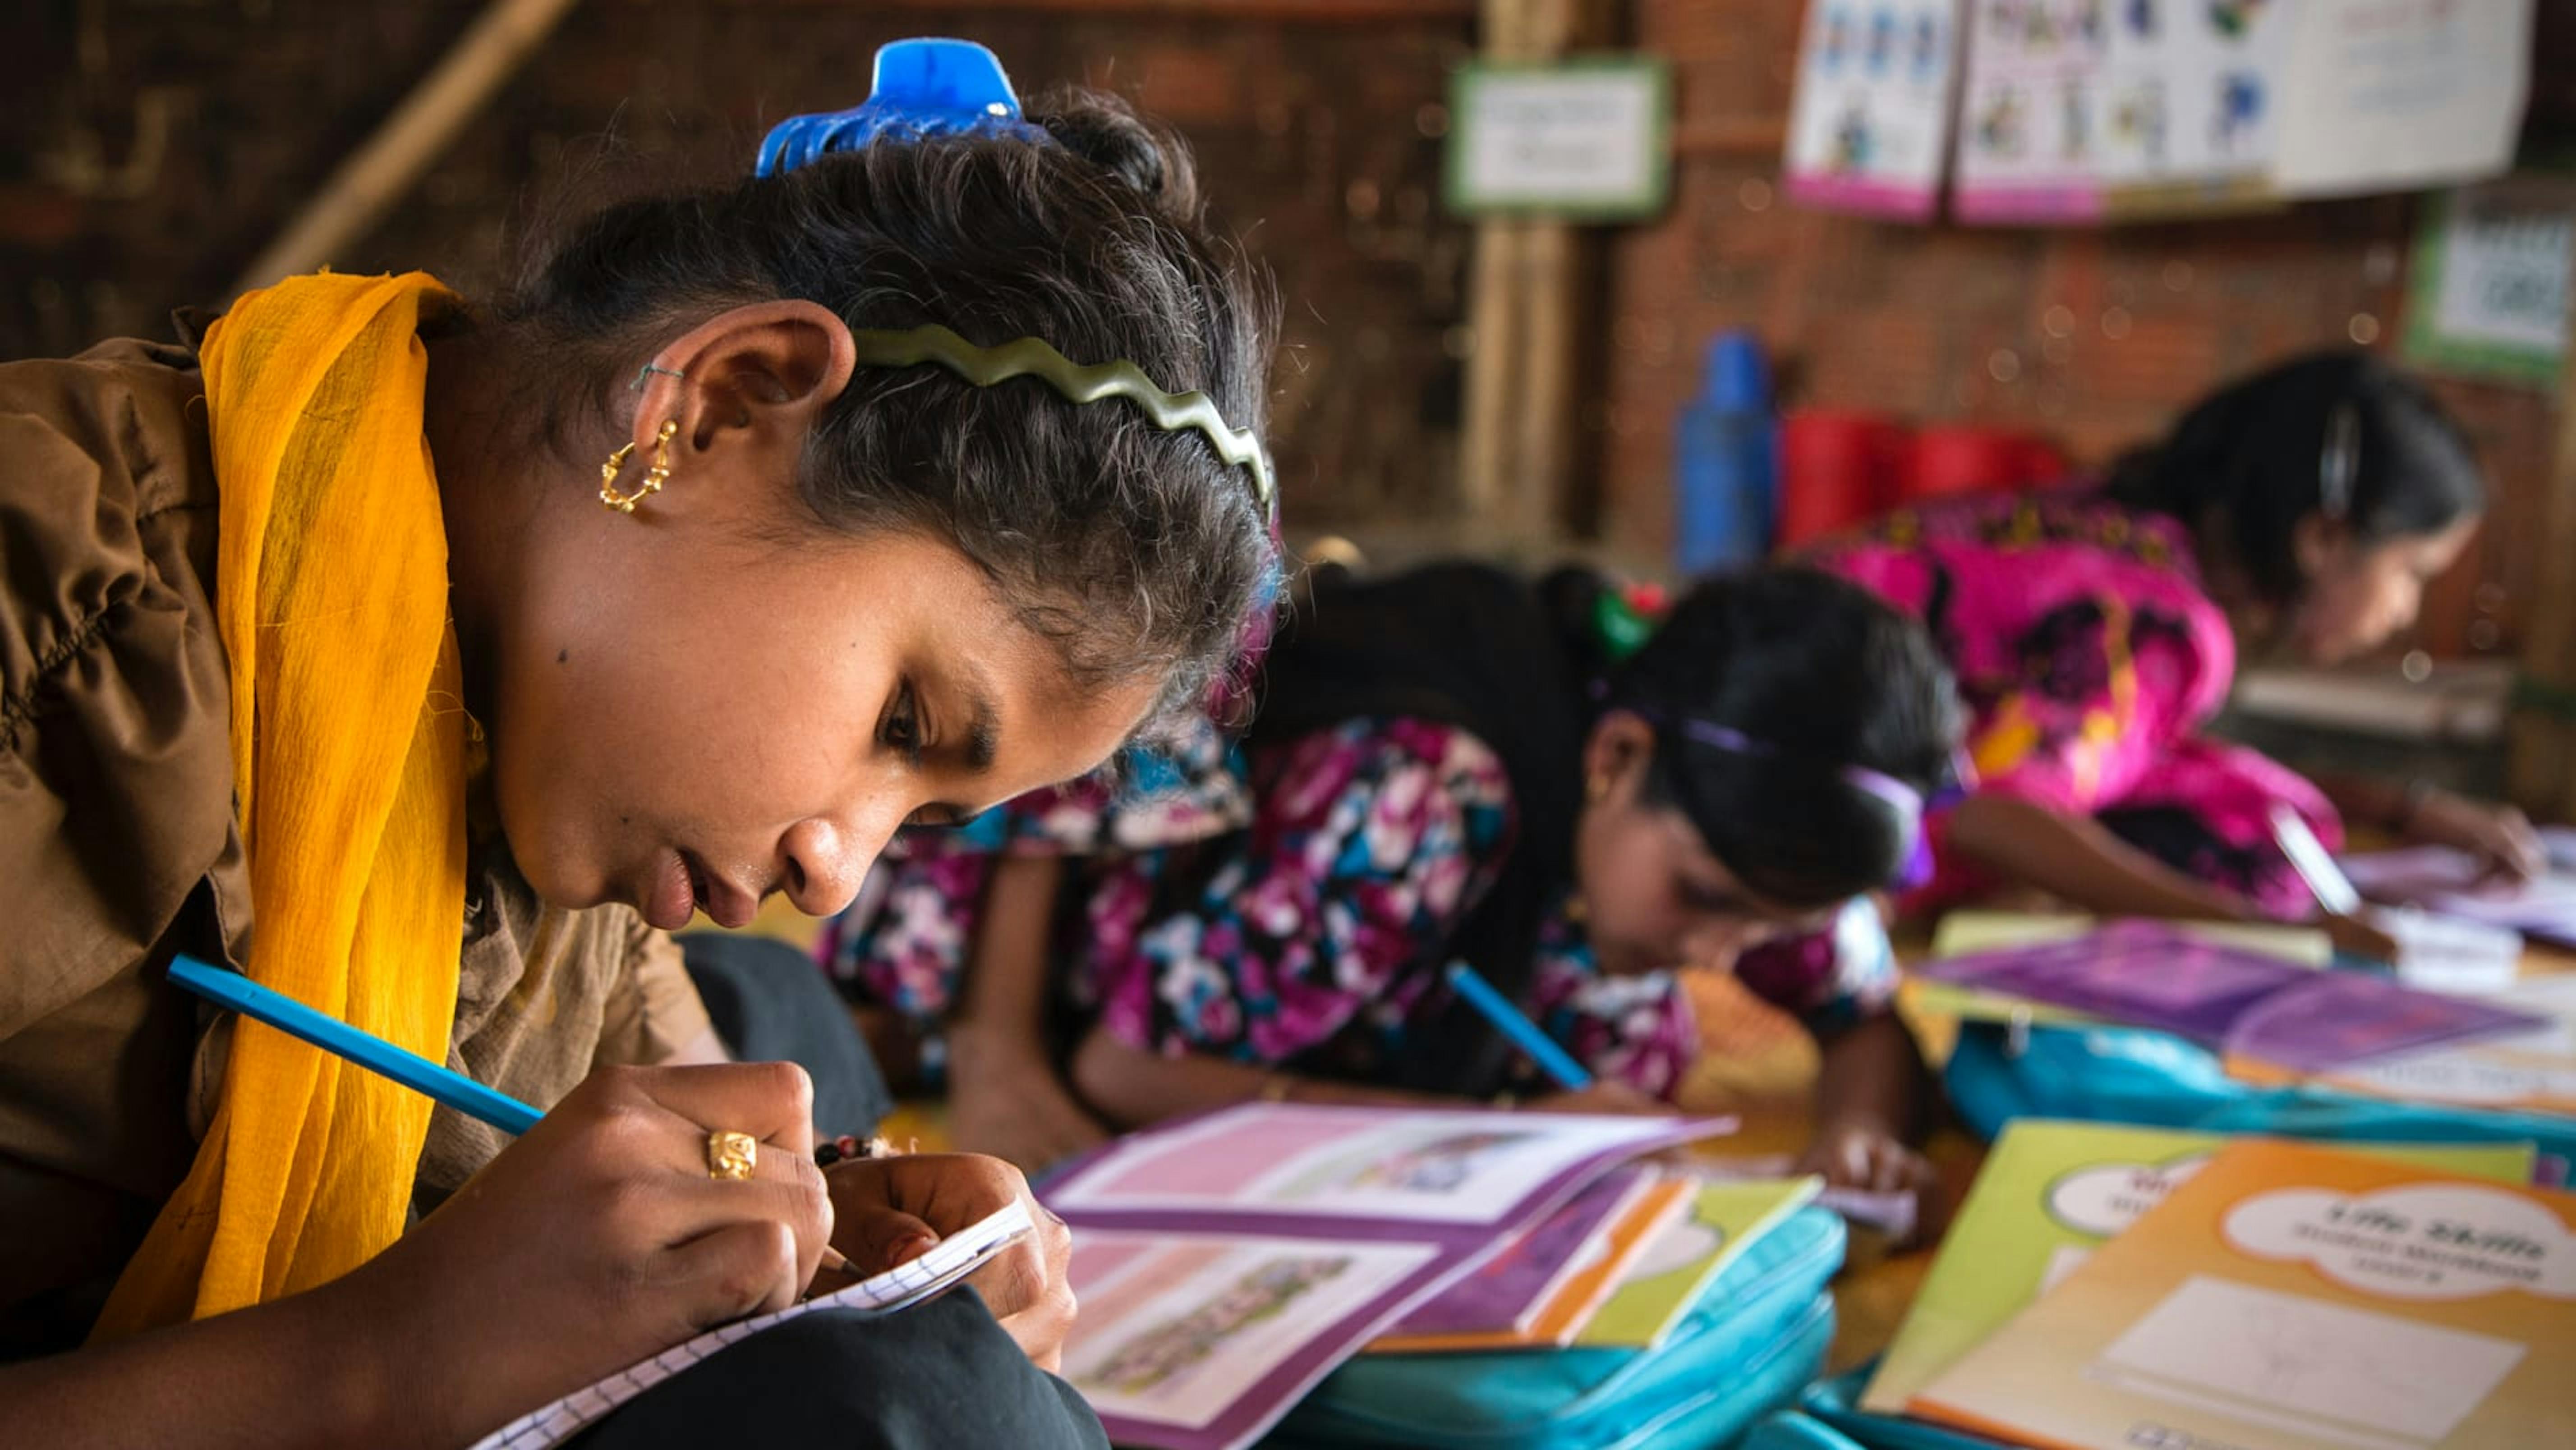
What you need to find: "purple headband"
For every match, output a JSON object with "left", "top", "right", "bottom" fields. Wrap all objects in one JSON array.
[{"left": 1667, "top": 719, "right": 1970, "bottom": 892}]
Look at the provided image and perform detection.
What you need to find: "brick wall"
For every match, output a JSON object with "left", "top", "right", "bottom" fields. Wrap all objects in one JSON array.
[
  {"left": 1600, "top": 0, "right": 2574, "bottom": 659},
  {"left": 0, "top": 0, "right": 1475, "bottom": 529},
  {"left": 6, "top": 0, "right": 2567, "bottom": 657}
]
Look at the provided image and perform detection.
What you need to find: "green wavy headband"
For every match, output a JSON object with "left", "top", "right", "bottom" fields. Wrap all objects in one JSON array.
[{"left": 848, "top": 323, "right": 1276, "bottom": 520}]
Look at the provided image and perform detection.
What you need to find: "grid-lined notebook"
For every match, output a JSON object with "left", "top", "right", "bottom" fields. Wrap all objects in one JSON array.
[{"left": 470, "top": 1198, "right": 1035, "bottom": 1450}]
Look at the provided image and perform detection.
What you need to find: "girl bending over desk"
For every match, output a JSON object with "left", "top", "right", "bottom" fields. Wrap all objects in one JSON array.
[
  {"left": 1807, "top": 351, "right": 2541, "bottom": 958},
  {"left": 827, "top": 564, "right": 1964, "bottom": 1207},
  {"left": 0, "top": 47, "right": 1276, "bottom": 1448}
]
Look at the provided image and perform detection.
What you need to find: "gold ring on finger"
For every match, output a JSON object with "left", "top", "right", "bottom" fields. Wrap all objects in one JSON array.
[{"left": 706, "top": 1130, "right": 758, "bottom": 1180}]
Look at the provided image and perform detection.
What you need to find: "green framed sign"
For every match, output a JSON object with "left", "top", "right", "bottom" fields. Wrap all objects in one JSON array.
[
  {"left": 2404, "top": 181, "right": 2573, "bottom": 390},
  {"left": 1444, "top": 56, "right": 1672, "bottom": 222}
]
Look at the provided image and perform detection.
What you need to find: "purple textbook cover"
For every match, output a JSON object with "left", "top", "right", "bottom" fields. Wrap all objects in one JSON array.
[
  {"left": 1919, "top": 920, "right": 2544, "bottom": 1071},
  {"left": 2223, "top": 971, "right": 2549, "bottom": 1074},
  {"left": 1916, "top": 921, "right": 2309, "bottom": 1042}
]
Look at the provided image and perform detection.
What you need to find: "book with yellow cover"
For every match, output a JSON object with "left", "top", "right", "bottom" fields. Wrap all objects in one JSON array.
[
  {"left": 1859, "top": 1121, "right": 2536, "bottom": 1415},
  {"left": 1912, "top": 1139, "right": 2576, "bottom": 1450},
  {"left": 1366, "top": 1173, "right": 1692, "bottom": 1353},
  {"left": 1572, "top": 1176, "right": 1824, "bottom": 1349}
]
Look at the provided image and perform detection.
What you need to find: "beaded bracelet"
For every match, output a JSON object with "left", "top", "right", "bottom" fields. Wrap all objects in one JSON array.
[{"left": 814, "top": 1134, "right": 897, "bottom": 1167}]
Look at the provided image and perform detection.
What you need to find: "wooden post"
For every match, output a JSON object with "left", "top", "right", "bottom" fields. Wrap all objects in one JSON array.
[
  {"left": 1457, "top": 0, "right": 1608, "bottom": 555},
  {"left": 231, "top": 0, "right": 584, "bottom": 293},
  {"left": 2507, "top": 344, "right": 2576, "bottom": 818}
]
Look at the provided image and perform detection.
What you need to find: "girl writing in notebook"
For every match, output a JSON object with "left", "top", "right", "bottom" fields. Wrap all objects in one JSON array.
[
  {"left": 1804, "top": 352, "right": 2538, "bottom": 953},
  {"left": 0, "top": 43, "right": 1274, "bottom": 1448},
  {"left": 828, "top": 564, "right": 1964, "bottom": 1207}
]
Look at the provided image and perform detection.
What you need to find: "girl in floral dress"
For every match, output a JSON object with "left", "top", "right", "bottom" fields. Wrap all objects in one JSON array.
[
  {"left": 825, "top": 563, "right": 1964, "bottom": 1208},
  {"left": 1805, "top": 352, "right": 2540, "bottom": 952}
]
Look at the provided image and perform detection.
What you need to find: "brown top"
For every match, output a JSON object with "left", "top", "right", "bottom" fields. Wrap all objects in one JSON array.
[{"left": 0, "top": 336, "right": 710, "bottom": 1358}]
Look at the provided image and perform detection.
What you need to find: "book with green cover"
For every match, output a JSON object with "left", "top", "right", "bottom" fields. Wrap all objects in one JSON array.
[
  {"left": 1858, "top": 1119, "right": 2537, "bottom": 1415},
  {"left": 1572, "top": 1176, "right": 1824, "bottom": 1349}
]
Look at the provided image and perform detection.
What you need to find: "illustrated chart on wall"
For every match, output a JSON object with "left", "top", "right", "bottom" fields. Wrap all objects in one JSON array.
[
  {"left": 2272, "top": 0, "right": 2533, "bottom": 199},
  {"left": 1783, "top": 0, "right": 1963, "bottom": 219},
  {"left": 1951, "top": 0, "right": 2296, "bottom": 223}
]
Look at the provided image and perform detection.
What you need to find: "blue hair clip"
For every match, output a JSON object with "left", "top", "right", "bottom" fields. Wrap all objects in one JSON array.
[{"left": 755, "top": 38, "right": 1055, "bottom": 176}]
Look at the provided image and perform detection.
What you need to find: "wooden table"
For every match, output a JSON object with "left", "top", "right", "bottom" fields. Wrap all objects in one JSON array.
[{"left": 763, "top": 903, "right": 2573, "bottom": 1377}]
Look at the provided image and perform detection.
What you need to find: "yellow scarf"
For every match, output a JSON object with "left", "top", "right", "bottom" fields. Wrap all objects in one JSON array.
[{"left": 94, "top": 272, "right": 470, "bottom": 1337}]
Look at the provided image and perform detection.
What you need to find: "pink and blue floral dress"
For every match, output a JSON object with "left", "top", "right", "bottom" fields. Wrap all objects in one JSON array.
[{"left": 820, "top": 712, "right": 1895, "bottom": 1101}]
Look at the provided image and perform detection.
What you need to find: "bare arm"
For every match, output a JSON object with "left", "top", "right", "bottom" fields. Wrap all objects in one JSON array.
[
  {"left": 1810, "top": 1011, "right": 1927, "bottom": 1146},
  {"left": 952, "top": 853, "right": 1069, "bottom": 1054},
  {"left": 1944, "top": 794, "right": 2262, "bottom": 923},
  {"left": 0, "top": 1279, "right": 396, "bottom": 1450},
  {"left": 1, "top": 1064, "right": 837, "bottom": 1450},
  {"left": 1944, "top": 793, "right": 2398, "bottom": 959},
  {"left": 946, "top": 854, "right": 1114, "bottom": 1171},
  {"left": 1068, "top": 1024, "right": 1446, "bottom": 1128}
]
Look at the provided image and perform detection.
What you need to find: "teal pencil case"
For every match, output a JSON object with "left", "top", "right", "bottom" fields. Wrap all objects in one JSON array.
[
  {"left": 1946, "top": 1020, "right": 2576, "bottom": 1183},
  {"left": 1263, "top": 1204, "right": 1846, "bottom": 1450},
  {"left": 1738, "top": 1362, "right": 1996, "bottom": 1450}
]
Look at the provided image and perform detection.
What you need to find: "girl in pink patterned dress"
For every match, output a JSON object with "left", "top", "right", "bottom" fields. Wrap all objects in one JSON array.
[
  {"left": 1807, "top": 352, "right": 2540, "bottom": 949},
  {"left": 827, "top": 563, "right": 1965, "bottom": 1209}
]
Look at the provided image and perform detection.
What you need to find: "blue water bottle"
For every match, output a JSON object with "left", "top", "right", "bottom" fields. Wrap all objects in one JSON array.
[{"left": 1674, "top": 330, "right": 1777, "bottom": 577}]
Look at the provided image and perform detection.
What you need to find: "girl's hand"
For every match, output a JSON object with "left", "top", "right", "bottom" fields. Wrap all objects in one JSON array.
[
  {"left": 2405, "top": 789, "right": 2547, "bottom": 884},
  {"left": 1523, "top": 1080, "right": 1666, "bottom": 1115},
  {"left": 825, "top": 1153, "right": 1077, "bottom": 1372},
  {"left": 949, "top": 1028, "right": 1111, "bottom": 1175},
  {"left": 1796, "top": 1120, "right": 1941, "bottom": 1246},
  {"left": 344, "top": 1062, "right": 835, "bottom": 1446},
  {"left": 2322, "top": 910, "right": 2402, "bottom": 964}
]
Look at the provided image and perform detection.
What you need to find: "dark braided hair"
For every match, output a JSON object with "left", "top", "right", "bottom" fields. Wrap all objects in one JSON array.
[{"left": 500, "top": 87, "right": 1279, "bottom": 721}]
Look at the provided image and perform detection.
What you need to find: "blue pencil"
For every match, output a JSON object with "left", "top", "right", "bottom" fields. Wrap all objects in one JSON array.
[
  {"left": 167, "top": 954, "right": 544, "bottom": 1135},
  {"left": 1444, "top": 960, "right": 1594, "bottom": 1091}
]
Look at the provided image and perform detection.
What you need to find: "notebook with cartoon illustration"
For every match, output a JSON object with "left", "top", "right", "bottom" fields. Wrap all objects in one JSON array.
[{"left": 1911, "top": 1139, "right": 2576, "bottom": 1450}]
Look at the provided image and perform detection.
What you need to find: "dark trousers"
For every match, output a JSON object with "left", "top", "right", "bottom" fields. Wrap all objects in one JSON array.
[
  {"left": 573, "top": 1291, "right": 1109, "bottom": 1449},
  {"left": 678, "top": 931, "right": 894, "bottom": 1138}
]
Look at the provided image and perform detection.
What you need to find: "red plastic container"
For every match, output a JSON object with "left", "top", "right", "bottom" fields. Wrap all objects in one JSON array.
[
  {"left": 1896, "top": 426, "right": 2070, "bottom": 502},
  {"left": 1779, "top": 410, "right": 1902, "bottom": 547}
]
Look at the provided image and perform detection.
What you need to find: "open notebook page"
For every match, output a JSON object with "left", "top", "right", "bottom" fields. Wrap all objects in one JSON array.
[{"left": 469, "top": 1198, "right": 1035, "bottom": 1450}]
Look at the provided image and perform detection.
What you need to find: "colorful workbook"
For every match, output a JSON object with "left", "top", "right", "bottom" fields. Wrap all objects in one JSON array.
[
  {"left": 1367, "top": 1167, "right": 1690, "bottom": 1353},
  {"left": 1572, "top": 1175, "right": 1825, "bottom": 1350},
  {"left": 1918, "top": 921, "right": 2544, "bottom": 1072},
  {"left": 1912, "top": 1140, "right": 2576, "bottom": 1450},
  {"left": 1040, "top": 1103, "right": 1731, "bottom": 1450},
  {"left": 1860, "top": 1120, "right": 2538, "bottom": 1417}
]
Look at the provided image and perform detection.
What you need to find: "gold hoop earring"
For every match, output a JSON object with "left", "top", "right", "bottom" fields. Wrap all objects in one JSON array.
[
  {"left": 1586, "top": 772, "right": 1610, "bottom": 804},
  {"left": 599, "top": 418, "right": 680, "bottom": 514}
]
